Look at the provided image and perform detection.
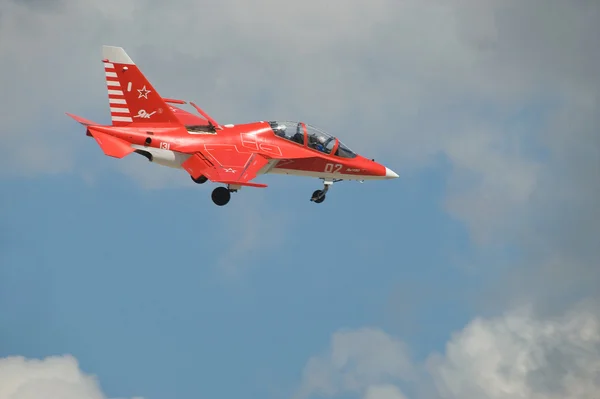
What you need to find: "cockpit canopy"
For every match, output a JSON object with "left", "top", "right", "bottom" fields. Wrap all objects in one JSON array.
[{"left": 269, "top": 121, "right": 356, "bottom": 158}]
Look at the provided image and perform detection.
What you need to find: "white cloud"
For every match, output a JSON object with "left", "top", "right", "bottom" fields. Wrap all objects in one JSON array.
[
  {"left": 294, "top": 328, "right": 413, "bottom": 399},
  {"left": 296, "top": 303, "right": 600, "bottom": 399},
  {"left": 443, "top": 124, "right": 541, "bottom": 245},
  {"left": 428, "top": 302, "right": 600, "bottom": 399},
  {"left": 364, "top": 385, "right": 408, "bottom": 399},
  {"left": 0, "top": 355, "right": 141, "bottom": 399}
]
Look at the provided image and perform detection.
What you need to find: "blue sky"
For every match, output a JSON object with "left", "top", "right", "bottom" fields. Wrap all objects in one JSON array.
[
  {"left": 0, "top": 142, "right": 472, "bottom": 398},
  {"left": 2, "top": 2, "right": 600, "bottom": 399}
]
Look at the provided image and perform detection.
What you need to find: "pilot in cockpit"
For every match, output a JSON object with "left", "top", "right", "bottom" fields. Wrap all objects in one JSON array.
[
  {"left": 313, "top": 135, "right": 327, "bottom": 152},
  {"left": 274, "top": 124, "right": 287, "bottom": 138},
  {"left": 291, "top": 123, "right": 304, "bottom": 144},
  {"left": 315, "top": 137, "right": 325, "bottom": 152}
]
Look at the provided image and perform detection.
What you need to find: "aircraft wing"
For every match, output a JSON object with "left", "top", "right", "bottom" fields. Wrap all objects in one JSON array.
[{"left": 181, "top": 147, "right": 270, "bottom": 188}]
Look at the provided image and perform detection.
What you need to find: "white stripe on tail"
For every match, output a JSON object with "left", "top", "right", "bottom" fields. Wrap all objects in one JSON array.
[{"left": 104, "top": 61, "right": 133, "bottom": 124}]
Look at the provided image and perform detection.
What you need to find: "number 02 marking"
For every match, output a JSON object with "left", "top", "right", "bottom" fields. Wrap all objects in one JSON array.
[{"left": 324, "top": 163, "right": 342, "bottom": 173}]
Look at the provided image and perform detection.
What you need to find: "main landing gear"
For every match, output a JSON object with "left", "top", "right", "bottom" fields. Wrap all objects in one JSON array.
[
  {"left": 211, "top": 186, "right": 231, "bottom": 206},
  {"left": 311, "top": 179, "right": 341, "bottom": 204},
  {"left": 192, "top": 174, "right": 233, "bottom": 206}
]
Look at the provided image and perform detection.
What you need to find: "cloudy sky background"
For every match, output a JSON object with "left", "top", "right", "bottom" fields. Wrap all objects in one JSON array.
[{"left": 1, "top": 0, "right": 599, "bottom": 398}]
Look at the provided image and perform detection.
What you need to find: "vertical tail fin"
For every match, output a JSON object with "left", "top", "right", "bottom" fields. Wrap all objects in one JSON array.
[{"left": 102, "top": 45, "right": 181, "bottom": 126}]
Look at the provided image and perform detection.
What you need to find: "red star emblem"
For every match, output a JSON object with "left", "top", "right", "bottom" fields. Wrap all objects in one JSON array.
[{"left": 137, "top": 85, "right": 151, "bottom": 99}]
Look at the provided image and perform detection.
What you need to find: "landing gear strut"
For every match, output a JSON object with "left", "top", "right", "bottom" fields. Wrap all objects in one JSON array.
[{"left": 311, "top": 179, "right": 336, "bottom": 203}]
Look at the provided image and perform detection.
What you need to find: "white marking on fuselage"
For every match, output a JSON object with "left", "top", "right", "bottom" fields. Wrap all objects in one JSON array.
[
  {"left": 127, "top": 82, "right": 132, "bottom": 92},
  {"left": 109, "top": 98, "right": 127, "bottom": 104},
  {"left": 105, "top": 72, "right": 118, "bottom": 78},
  {"left": 108, "top": 89, "right": 124, "bottom": 96},
  {"left": 106, "top": 80, "right": 120, "bottom": 87},
  {"left": 104, "top": 62, "right": 114, "bottom": 69}
]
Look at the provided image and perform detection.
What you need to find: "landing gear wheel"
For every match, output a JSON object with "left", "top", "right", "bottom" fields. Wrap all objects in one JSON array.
[
  {"left": 191, "top": 175, "right": 208, "bottom": 184},
  {"left": 311, "top": 190, "right": 326, "bottom": 203},
  {"left": 311, "top": 179, "right": 335, "bottom": 203},
  {"left": 211, "top": 187, "right": 231, "bottom": 206}
]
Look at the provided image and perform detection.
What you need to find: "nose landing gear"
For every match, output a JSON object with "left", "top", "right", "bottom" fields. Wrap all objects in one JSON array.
[
  {"left": 311, "top": 189, "right": 327, "bottom": 203},
  {"left": 311, "top": 179, "right": 340, "bottom": 204}
]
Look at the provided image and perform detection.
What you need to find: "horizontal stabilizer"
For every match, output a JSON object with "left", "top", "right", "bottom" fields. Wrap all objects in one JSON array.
[
  {"left": 89, "top": 129, "right": 134, "bottom": 158},
  {"left": 66, "top": 113, "right": 98, "bottom": 126}
]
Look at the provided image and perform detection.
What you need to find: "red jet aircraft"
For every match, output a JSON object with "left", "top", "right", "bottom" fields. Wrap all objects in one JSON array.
[{"left": 67, "top": 46, "right": 398, "bottom": 206}]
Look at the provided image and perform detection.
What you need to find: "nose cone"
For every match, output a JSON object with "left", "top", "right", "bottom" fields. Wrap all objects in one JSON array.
[{"left": 385, "top": 167, "right": 399, "bottom": 179}]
